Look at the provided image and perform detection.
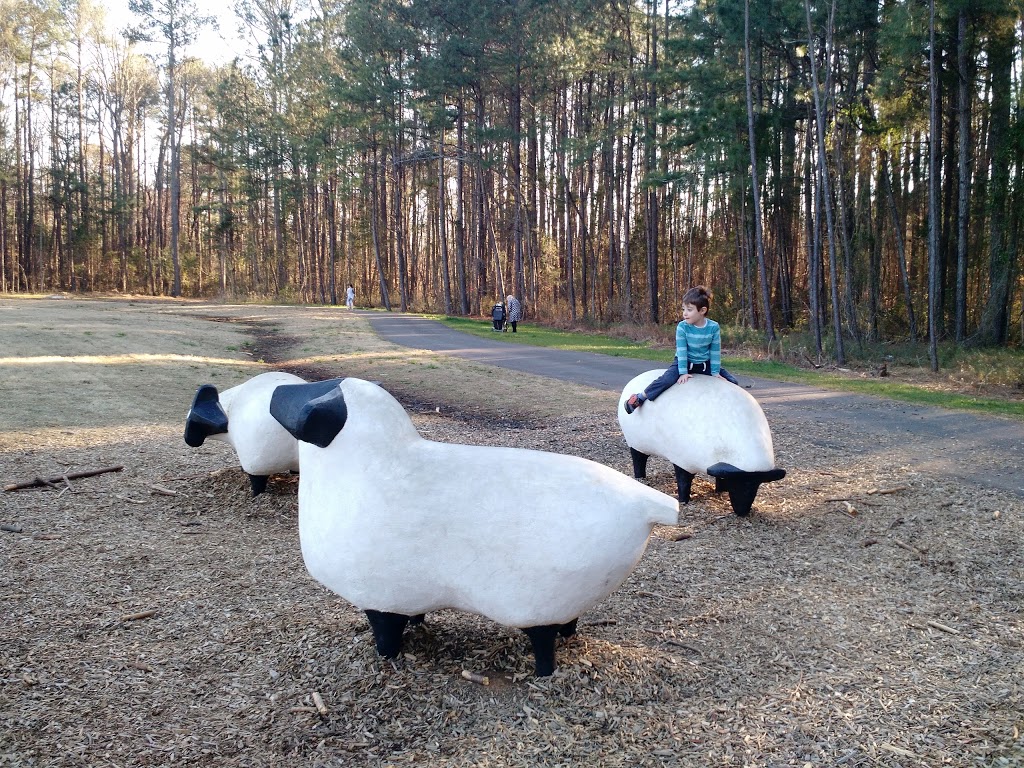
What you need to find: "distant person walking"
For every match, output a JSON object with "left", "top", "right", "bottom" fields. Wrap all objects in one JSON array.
[
  {"left": 505, "top": 294, "right": 523, "bottom": 333},
  {"left": 345, "top": 284, "right": 355, "bottom": 309}
]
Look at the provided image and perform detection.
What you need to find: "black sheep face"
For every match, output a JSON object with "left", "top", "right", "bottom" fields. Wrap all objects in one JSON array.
[{"left": 184, "top": 384, "right": 229, "bottom": 447}]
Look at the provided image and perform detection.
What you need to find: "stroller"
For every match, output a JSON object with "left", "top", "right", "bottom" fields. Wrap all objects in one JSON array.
[{"left": 491, "top": 302, "right": 507, "bottom": 332}]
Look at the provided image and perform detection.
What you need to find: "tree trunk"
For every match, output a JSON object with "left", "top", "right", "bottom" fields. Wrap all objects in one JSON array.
[
  {"left": 744, "top": 0, "right": 776, "bottom": 343},
  {"left": 978, "top": 13, "right": 1014, "bottom": 344},
  {"left": 954, "top": 9, "right": 971, "bottom": 342},
  {"left": 805, "top": 0, "right": 845, "bottom": 363}
]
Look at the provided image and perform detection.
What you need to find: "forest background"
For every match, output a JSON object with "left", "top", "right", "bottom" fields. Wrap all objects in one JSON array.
[{"left": 1, "top": 0, "right": 1022, "bottom": 369}]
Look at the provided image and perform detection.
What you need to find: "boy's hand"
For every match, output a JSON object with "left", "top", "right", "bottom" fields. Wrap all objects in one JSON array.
[{"left": 677, "top": 374, "right": 692, "bottom": 384}]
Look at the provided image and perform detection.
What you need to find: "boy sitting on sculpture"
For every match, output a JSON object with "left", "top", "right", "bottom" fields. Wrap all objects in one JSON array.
[{"left": 625, "top": 285, "right": 738, "bottom": 414}]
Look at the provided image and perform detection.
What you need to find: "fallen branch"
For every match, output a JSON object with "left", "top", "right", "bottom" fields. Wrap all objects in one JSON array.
[
  {"left": 836, "top": 501, "right": 858, "bottom": 517},
  {"left": 802, "top": 353, "right": 823, "bottom": 369},
  {"left": 880, "top": 743, "right": 918, "bottom": 758},
  {"left": 114, "top": 494, "right": 147, "bottom": 505},
  {"left": 867, "top": 485, "right": 909, "bottom": 495},
  {"left": 157, "top": 468, "right": 231, "bottom": 483},
  {"left": 4, "top": 465, "right": 124, "bottom": 492},
  {"left": 148, "top": 484, "right": 177, "bottom": 496},
  {"left": 892, "top": 539, "right": 919, "bottom": 554},
  {"left": 121, "top": 609, "right": 157, "bottom": 622},
  {"left": 461, "top": 669, "right": 490, "bottom": 686},
  {"left": 637, "top": 590, "right": 687, "bottom": 602},
  {"left": 926, "top": 620, "right": 960, "bottom": 635},
  {"left": 312, "top": 691, "right": 329, "bottom": 716}
]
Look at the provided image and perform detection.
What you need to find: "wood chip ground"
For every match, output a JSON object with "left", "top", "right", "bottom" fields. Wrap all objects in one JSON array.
[{"left": 1, "top": 299, "right": 1021, "bottom": 767}]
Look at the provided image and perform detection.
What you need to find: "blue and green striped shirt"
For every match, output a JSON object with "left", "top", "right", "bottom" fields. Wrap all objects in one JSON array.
[{"left": 676, "top": 318, "right": 721, "bottom": 376}]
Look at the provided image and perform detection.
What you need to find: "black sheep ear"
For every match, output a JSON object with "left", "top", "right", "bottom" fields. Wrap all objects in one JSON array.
[
  {"left": 270, "top": 378, "right": 347, "bottom": 448},
  {"left": 184, "top": 384, "right": 228, "bottom": 447}
]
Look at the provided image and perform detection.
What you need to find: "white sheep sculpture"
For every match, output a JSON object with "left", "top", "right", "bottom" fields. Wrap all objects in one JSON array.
[
  {"left": 269, "top": 376, "right": 679, "bottom": 676},
  {"left": 184, "top": 371, "right": 306, "bottom": 495},
  {"left": 618, "top": 370, "right": 785, "bottom": 516}
]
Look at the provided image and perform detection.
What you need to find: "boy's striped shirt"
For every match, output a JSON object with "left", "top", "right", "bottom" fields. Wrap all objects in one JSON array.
[{"left": 676, "top": 318, "right": 721, "bottom": 375}]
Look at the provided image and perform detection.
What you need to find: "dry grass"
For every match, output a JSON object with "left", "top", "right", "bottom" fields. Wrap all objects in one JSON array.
[{"left": 1, "top": 296, "right": 1022, "bottom": 767}]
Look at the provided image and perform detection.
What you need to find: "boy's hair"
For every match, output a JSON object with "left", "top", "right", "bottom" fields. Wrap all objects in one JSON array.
[{"left": 681, "top": 285, "right": 711, "bottom": 312}]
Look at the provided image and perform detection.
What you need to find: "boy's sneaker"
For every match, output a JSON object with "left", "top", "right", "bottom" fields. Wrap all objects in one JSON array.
[{"left": 624, "top": 393, "right": 645, "bottom": 414}]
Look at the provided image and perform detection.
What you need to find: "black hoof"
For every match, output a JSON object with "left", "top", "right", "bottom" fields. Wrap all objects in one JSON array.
[
  {"left": 629, "top": 447, "right": 650, "bottom": 479},
  {"left": 523, "top": 624, "right": 561, "bottom": 676},
  {"left": 365, "top": 610, "right": 411, "bottom": 658},
  {"left": 248, "top": 474, "right": 269, "bottom": 496},
  {"left": 558, "top": 618, "right": 579, "bottom": 638},
  {"left": 673, "top": 465, "right": 694, "bottom": 503},
  {"left": 728, "top": 482, "right": 759, "bottom": 517}
]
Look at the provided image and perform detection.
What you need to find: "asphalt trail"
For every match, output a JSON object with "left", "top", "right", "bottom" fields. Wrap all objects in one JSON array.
[{"left": 358, "top": 311, "right": 1024, "bottom": 499}]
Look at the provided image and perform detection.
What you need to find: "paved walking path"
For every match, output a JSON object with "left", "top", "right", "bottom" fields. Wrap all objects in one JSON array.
[{"left": 358, "top": 311, "right": 1024, "bottom": 499}]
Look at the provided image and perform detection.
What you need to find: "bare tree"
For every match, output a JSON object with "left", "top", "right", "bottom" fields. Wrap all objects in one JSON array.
[
  {"left": 927, "top": 0, "right": 940, "bottom": 371},
  {"left": 804, "top": 0, "right": 845, "bottom": 363},
  {"left": 127, "top": 0, "right": 213, "bottom": 297},
  {"left": 743, "top": 0, "right": 775, "bottom": 343}
]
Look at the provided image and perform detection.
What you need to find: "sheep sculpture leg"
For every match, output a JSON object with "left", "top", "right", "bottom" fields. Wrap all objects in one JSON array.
[
  {"left": 364, "top": 610, "right": 412, "bottom": 658},
  {"left": 521, "top": 619, "right": 579, "bottom": 677},
  {"left": 724, "top": 481, "right": 759, "bottom": 517},
  {"left": 672, "top": 465, "right": 695, "bottom": 504},
  {"left": 365, "top": 611, "right": 576, "bottom": 677},
  {"left": 247, "top": 474, "right": 269, "bottom": 496},
  {"left": 523, "top": 625, "right": 562, "bottom": 677},
  {"left": 629, "top": 447, "right": 650, "bottom": 479}
]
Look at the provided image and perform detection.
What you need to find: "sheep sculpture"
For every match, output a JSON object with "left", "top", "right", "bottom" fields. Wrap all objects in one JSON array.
[
  {"left": 184, "top": 371, "right": 306, "bottom": 495},
  {"left": 618, "top": 370, "right": 785, "bottom": 516},
  {"left": 269, "top": 376, "right": 679, "bottom": 676}
]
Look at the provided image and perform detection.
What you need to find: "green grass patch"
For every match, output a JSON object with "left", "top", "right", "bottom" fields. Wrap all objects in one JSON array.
[
  {"left": 724, "top": 357, "right": 1024, "bottom": 420},
  {"left": 435, "top": 315, "right": 1024, "bottom": 421},
  {"left": 438, "top": 315, "right": 675, "bottom": 361}
]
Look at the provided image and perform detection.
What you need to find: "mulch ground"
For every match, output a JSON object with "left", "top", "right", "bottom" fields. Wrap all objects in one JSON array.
[{"left": 2, "top": 328, "right": 1023, "bottom": 767}]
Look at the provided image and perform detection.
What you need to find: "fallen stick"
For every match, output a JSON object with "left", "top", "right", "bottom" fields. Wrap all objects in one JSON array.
[
  {"left": 926, "top": 620, "right": 960, "bottom": 635},
  {"left": 4, "top": 465, "right": 124, "bottom": 492},
  {"left": 157, "top": 468, "right": 231, "bottom": 483},
  {"left": 637, "top": 590, "right": 687, "bottom": 602},
  {"left": 114, "top": 494, "right": 147, "bottom": 505},
  {"left": 829, "top": 500, "right": 858, "bottom": 518},
  {"left": 312, "top": 691, "right": 329, "bottom": 716},
  {"left": 148, "top": 484, "right": 177, "bottom": 496},
  {"left": 867, "top": 486, "right": 909, "bottom": 495},
  {"left": 121, "top": 609, "right": 158, "bottom": 622},
  {"left": 880, "top": 743, "right": 918, "bottom": 758},
  {"left": 461, "top": 669, "right": 490, "bottom": 686}
]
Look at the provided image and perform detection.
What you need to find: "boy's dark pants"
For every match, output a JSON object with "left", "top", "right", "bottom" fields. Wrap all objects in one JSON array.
[{"left": 643, "top": 358, "right": 738, "bottom": 401}]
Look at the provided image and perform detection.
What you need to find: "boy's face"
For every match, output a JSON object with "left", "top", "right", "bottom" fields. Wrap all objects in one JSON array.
[{"left": 682, "top": 303, "right": 708, "bottom": 325}]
